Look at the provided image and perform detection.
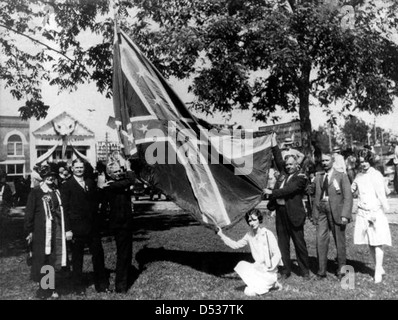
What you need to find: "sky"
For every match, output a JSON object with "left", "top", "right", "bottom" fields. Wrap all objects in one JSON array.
[{"left": 1, "top": 0, "right": 398, "bottom": 142}]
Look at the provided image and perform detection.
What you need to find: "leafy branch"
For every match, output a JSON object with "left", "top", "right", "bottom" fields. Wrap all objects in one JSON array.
[{"left": 0, "top": 23, "right": 92, "bottom": 77}]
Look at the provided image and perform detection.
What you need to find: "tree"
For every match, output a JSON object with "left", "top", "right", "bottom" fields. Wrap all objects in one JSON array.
[
  {"left": 1, "top": 0, "right": 398, "bottom": 158},
  {"left": 341, "top": 114, "right": 370, "bottom": 146},
  {"left": 312, "top": 125, "right": 331, "bottom": 154},
  {"left": 0, "top": 0, "right": 118, "bottom": 119},
  {"left": 125, "top": 0, "right": 398, "bottom": 156}
]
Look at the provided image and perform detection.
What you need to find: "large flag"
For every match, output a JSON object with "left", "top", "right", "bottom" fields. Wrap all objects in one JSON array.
[{"left": 112, "top": 27, "right": 273, "bottom": 229}]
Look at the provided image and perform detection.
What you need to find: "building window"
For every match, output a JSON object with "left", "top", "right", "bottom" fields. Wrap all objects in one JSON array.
[
  {"left": 7, "top": 134, "right": 23, "bottom": 156},
  {"left": 0, "top": 163, "right": 24, "bottom": 182}
]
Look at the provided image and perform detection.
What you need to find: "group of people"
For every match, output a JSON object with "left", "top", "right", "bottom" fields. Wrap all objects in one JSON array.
[
  {"left": 24, "top": 158, "right": 136, "bottom": 299},
  {"left": 217, "top": 133, "right": 392, "bottom": 296},
  {"left": 9, "top": 132, "right": 394, "bottom": 299}
]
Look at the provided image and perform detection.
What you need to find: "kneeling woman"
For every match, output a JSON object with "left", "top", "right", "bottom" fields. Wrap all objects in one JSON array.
[
  {"left": 217, "top": 209, "right": 283, "bottom": 296},
  {"left": 24, "top": 167, "right": 72, "bottom": 298}
]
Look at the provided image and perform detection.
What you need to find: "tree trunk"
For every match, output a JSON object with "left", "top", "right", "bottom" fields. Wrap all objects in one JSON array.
[{"left": 298, "top": 62, "right": 313, "bottom": 162}]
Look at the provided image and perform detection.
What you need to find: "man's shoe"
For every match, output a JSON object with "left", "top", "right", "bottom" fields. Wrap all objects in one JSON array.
[
  {"left": 73, "top": 285, "right": 86, "bottom": 295},
  {"left": 96, "top": 286, "right": 110, "bottom": 293},
  {"left": 50, "top": 291, "right": 59, "bottom": 299},
  {"left": 336, "top": 273, "right": 344, "bottom": 281},
  {"left": 95, "top": 281, "right": 110, "bottom": 293},
  {"left": 36, "top": 288, "right": 52, "bottom": 300},
  {"left": 244, "top": 286, "right": 257, "bottom": 297},
  {"left": 302, "top": 273, "right": 314, "bottom": 281},
  {"left": 316, "top": 274, "right": 327, "bottom": 280},
  {"left": 272, "top": 281, "right": 283, "bottom": 291}
]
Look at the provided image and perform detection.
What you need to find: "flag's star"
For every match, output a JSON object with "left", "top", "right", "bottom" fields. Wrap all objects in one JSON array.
[
  {"left": 168, "top": 121, "right": 177, "bottom": 135},
  {"left": 138, "top": 124, "right": 149, "bottom": 134},
  {"left": 154, "top": 97, "right": 162, "bottom": 105},
  {"left": 187, "top": 152, "right": 198, "bottom": 163},
  {"left": 136, "top": 69, "right": 146, "bottom": 78},
  {"left": 198, "top": 181, "right": 207, "bottom": 190},
  {"left": 127, "top": 134, "right": 135, "bottom": 143}
]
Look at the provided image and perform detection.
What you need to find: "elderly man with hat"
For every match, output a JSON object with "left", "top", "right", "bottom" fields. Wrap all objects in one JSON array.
[
  {"left": 24, "top": 166, "right": 73, "bottom": 299},
  {"left": 281, "top": 137, "right": 305, "bottom": 166},
  {"left": 101, "top": 158, "right": 136, "bottom": 293}
]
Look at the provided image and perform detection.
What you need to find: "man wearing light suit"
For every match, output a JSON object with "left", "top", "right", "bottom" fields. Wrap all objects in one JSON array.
[{"left": 312, "top": 152, "right": 353, "bottom": 280}]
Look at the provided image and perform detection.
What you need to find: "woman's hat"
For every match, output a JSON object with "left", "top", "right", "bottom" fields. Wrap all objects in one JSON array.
[
  {"left": 59, "top": 169, "right": 71, "bottom": 180},
  {"left": 39, "top": 166, "right": 57, "bottom": 179}
]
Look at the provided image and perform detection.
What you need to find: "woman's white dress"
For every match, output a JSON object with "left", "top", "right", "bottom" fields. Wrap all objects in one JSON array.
[
  {"left": 219, "top": 227, "right": 282, "bottom": 295},
  {"left": 351, "top": 167, "right": 391, "bottom": 246}
]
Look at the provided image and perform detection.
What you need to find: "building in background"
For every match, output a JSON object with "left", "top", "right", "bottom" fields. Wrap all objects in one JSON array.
[
  {"left": 0, "top": 116, "right": 30, "bottom": 183},
  {"left": 259, "top": 120, "right": 302, "bottom": 148},
  {"left": 96, "top": 140, "right": 121, "bottom": 163},
  {"left": 31, "top": 111, "right": 96, "bottom": 166}
]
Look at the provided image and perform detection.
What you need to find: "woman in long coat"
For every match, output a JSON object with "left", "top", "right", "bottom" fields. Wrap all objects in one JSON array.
[{"left": 24, "top": 167, "right": 72, "bottom": 298}]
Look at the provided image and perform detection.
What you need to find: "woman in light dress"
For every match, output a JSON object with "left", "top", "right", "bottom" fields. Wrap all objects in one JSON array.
[
  {"left": 217, "top": 209, "right": 283, "bottom": 296},
  {"left": 351, "top": 149, "right": 391, "bottom": 283}
]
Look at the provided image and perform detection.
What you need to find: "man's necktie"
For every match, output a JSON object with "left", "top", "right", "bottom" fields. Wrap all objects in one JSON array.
[{"left": 321, "top": 173, "right": 328, "bottom": 199}]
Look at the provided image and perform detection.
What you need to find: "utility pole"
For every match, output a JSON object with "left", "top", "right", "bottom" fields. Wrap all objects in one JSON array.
[
  {"left": 105, "top": 132, "right": 109, "bottom": 161},
  {"left": 374, "top": 116, "right": 377, "bottom": 145},
  {"left": 381, "top": 129, "right": 384, "bottom": 146}
]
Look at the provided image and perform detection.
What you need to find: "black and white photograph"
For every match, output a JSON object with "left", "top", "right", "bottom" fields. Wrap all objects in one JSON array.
[{"left": 1, "top": 0, "right": 398, "bottom": 307}]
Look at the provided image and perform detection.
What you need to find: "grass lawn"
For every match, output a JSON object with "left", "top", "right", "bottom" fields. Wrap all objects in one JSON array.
[{"left": 0, "top": 208, "right": 397, "bottom": 300}]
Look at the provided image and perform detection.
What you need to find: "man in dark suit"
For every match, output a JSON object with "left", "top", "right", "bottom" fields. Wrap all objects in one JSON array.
[
  {"left": 102, "top": 159, "right": 135, "bottom": 293},
  {"left": 312, "top": 152, "right": 353, "bottom": 280},
  {"left": 61, "top": 158, "right": 109, "bottom": 293},
  {"left": 263, "top": 133, "right": 311, "bottom": 280}
]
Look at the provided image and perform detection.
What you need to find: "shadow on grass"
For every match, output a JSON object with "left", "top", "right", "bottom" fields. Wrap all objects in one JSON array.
[
  {"left": 54, "top": 265, "right": 142, "bottom": 296},
  {"left": 135, "top": 246, "right": 252, "bottom": 276},
  {"left": 300, "top": 255, "right": 373, "bottom": 277},
  {"left": 132, "top": 212, "right": 200, "bottom": 236},
  {"left": 346, "top": 258, "right": 374, "bottom": 276},
  {"left": 0, "top": 218, "right": 26, "bottom": 258},
  {"left": 0, "top": 210, "right": 198, "bottom": 258},
  {"left": 319, "top": 257, "right": 373, "bottom": 277},
  {"left": 136, "top": 247, "right": 374, "bottom": 280}
]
